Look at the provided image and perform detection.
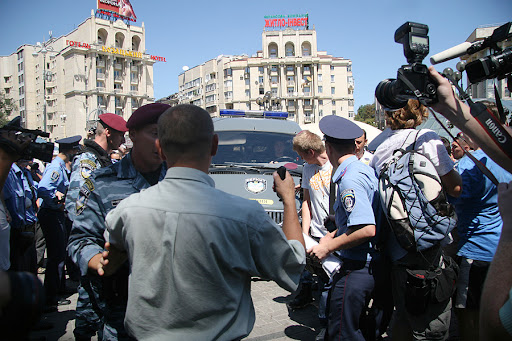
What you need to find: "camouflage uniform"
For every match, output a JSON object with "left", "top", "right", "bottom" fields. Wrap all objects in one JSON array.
[
  {"left": 65, "top": 139, "right": 111, "bottom": 340},
  {"left": 68, "top": 152, "right": 166, "bottom": 341}
]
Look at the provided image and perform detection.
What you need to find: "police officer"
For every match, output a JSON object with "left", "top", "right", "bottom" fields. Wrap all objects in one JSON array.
[
  {"left": 308, "top": 116, "right": 382, "bottom": 341},
  {"left": 37, "top": 135, "right": 82, "bottom": 309},
  {"left": 65, "top": 113, "right": 127, "bottom": 341},
  {"left": 3, "top": 159, "right": 38, "bottom": 273},
  {"left": 68, "top": 103, "right": 170, "bottom": 340}
]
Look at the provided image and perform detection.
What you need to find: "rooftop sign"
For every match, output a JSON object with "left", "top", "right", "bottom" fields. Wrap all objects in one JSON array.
[
  {"left": 264, "top": 14, "right": 309, "bottom": 30},
  {"left": 96, "top": 0, "right": 137, "bottom": 23}
]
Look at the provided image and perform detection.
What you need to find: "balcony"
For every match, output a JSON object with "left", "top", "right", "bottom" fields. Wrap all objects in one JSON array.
[
  {"left": 114, "top": 75, "right": 123, "bottom": 83},
  {"left": 97, "top": 60, "right": 106, "bottom": 68},
  {"left": 287, "top": 105, "right": 296, "bottom": 111},
  {"left": 304, "top": 116, "right": 315, "bottom": 124},
  {"left": 96, "top": 72, "right": 105, "bottom": 80},
  {"left": 130, "top": 65, "right": 138, "bottom": 72},
  {"left": 114, "top": 63, "right": 123, "bottom": 70},
  {"left": 115, "top": 101, "right": 123, "bottom": 109},
  {"left": 130, "top": 77, "right": 138, "bottom": 85}
]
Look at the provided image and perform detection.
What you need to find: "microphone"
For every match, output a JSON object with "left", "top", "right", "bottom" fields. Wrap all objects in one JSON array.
[{"left": 430, "top": 42, "right": 473, "bottom": 64}]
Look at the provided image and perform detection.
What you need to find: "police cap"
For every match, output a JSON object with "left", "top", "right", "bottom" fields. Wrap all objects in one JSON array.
[
  {"left": 126, "top": 103, "right": 171, "bottom": 130},
  {"left": 319, "top": 115, "right": 363, "bottom": 144},
  {"left": 99, "top": 113, "right": 128, "bottom": 132},
  {"left": 56, "top": 135, "right": 82, "bottom": 151}
]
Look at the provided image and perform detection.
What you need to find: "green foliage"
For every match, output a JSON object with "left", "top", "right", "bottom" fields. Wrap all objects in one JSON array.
[
  {"left": 0, "top": 92, "right": 15, "bottom": 127},
  {"left": 354, "top": 103, "right": 377, "bottom": 127}
]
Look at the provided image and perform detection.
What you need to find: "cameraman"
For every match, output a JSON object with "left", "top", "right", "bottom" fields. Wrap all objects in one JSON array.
[{"left": 0, "top": 128, "right": 45, "bottom": 339}]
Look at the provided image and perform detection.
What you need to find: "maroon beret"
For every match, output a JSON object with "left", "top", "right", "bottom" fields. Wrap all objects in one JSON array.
[
  {"left": 99, "top": 113, "right": 128, "bottom": 132},
  {"left": 126, "top": 103, "right": 171, "bottom": 129}
]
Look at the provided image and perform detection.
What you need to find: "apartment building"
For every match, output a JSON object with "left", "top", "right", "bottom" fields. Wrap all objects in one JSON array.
[
  {"left": 0, "top": 10, "right": 157, "bottom": 140},
  {"left": 176, "top": 25, "right": 354, "bottom": 130}
]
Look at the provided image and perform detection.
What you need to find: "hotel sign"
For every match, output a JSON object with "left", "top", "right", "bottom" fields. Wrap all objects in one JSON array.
[
  {"left": 102, "top": 46, "right": 143, "bottom": 58},
  {"left": 264, "top": 14, "right": 308, "bottom": 29}
]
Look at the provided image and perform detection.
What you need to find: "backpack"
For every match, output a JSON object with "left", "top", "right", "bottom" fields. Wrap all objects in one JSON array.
[{"left": 378, "top": 130, "right": 457, "bottom": 253}]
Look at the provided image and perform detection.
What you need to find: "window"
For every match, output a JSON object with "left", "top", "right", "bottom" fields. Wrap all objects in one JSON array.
[
  {"left": 347, "top": 65, "right": 352, "bottom": 72},
  {"left": 97, "top": 96, "right": 105, "bottom": 107},
  {"left": 245, "top": 78, "right": 250, "bottom": 86},
  {"left": 224, "top": 91, "right": 233, "bottom": 99},
  {"left": 319, "top": 109, "right": 323, "bottom": 117},
  {"left": 285, "top": 42, "right": 295, "bottom": 57},
  {"left": 331, "top": 75, "right": 335, "bottom": 82},
  {"left": 269, "top": 43, "right": 278, "bottom": 58},
  {"left": 304, "top": 99, "right": 311, "bottom": 106},
  {"left": 224, "top": 68, "right": 232, "bottom": 77},
  {"left": 286, "top": 65, "right": 294, "bottom": 73},
  {"left": 224, "top": 80, "right": 233, "bottom": 88},
  {"left": 332, "top": 100, "right": 336, "bottom": 105},
  {"left": 259, "top": 76, "right": 264, "bottom": 84},
  {"left": 332, "top": 110, "right": 336, "bottom": 115},
  {"left": 271, "top": 65, "right": 278, "bottom": 72},
  {"left": 287, "top": 87, "right": 294, "bottom": 95},
  {"left": 331, "top": 65, "right": 335, "bottom": 70},
  {"left": 318, "top": 74, "right": 322, "bottom": 82},
  {"left": 287, "top": 75, "right": 295, "bottom": 85},
  {"left": 271, "top": 88, "right": 278, "bottom": 96},
  {"left": 114, "top": 83, "right": 122, "bottom": 89},
  {"left": 331, "top": 87, "right": 335, "bottom": 95},
  {"left": 245, "top": 89, "right": 250, "bottom": 97},
  {"left": 19, "top": 98, "right": 25, "bottom": 107},
  {"left": 271, "top": 76, "right": 278, "bottom": 84},
  {"left": 206, "top": 94, "right": 216, "bottom": 103},
  {"left": 5, "top": 88, "right": 10, "bottom": 94},
  {"left": 18, "top": 86, "right": 24, "bottom": 96},
  {"left": 318, "top": 86, "right": 323, "bottom": 93},
  {"left": 17, "top": 50, "right": 23, "bottom": 60},
  {"left": 318, "top": 100, "right": 323, "bottom": 105},
  {"left": 348, "top": 99, "right": 354, "bottom": 106},
  {"left": 304, "top": 65, "right": 311, "bottom": 72},
  {"left": 301, "top": 42, "right": 311, "bottom": 56},
  {"left": 259, "top": 88, "right": 264, "bottom": 95},
  {"left": 130, "top": 85, "right": 138, "bottom": 91},
  {"left": 96, "top": 80, "right": 104, "bottom": 88},
  {"left": 349, "top": 111, "right": 355, "bottom": 118},
  {"left": 258, "top": 67, "right": 264, "bottom": 74},
  {"left": 304, "top": 86, "right": 310, "bottom": 95}
]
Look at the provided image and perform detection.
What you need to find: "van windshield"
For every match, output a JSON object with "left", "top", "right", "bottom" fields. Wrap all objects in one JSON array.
[{"left": 212, "top": 131, "right": 299, "bottom": 164}]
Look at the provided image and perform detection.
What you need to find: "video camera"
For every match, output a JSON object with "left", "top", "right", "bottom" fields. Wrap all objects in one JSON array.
[
  {"left": 0, "top": 117, "right": 54, "bottom": 162},
  {"left": 375, "top": 22, "right": 438, "bottom": 110},
  {"left": 464, "top": 22, "right": 512, "bottom": 86}
]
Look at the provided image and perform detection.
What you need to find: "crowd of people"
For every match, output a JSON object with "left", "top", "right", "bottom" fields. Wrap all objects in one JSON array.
[{"left": 0, "top": 65, "right": 511, "bottom": 341}]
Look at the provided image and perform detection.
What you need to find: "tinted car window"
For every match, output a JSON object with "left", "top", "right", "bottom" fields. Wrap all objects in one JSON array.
[{"left": 213, "top": 131, "right": 299, "bottom": 164}]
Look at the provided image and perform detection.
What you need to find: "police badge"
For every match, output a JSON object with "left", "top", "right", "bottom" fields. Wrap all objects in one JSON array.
[{"left": 341, "top": 189, "right": 355, "bottom": 212}]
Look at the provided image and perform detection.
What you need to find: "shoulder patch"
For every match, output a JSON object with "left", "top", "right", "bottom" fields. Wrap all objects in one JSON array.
[
  {"left": 341, "top": 189, "right": 356, "bottom": 212},
  {"left": 80, "top": 159, "right": 97, "bottom": 179},
  {"left": 76, "top": 178, "right": 95, "bottom": 216},
  {"left": 50, "top": 171, "right": 60, "bottom": 182}
]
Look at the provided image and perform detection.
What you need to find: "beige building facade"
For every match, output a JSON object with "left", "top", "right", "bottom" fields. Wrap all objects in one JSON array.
[
  {"left": 176, "top": 27, "right": 354, "bottom": 131},
  {"left": 0, "top": 10, "right": 157, "bottom": 141}
]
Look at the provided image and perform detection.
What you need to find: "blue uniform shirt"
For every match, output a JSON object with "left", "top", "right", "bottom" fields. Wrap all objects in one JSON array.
[
  {"left": 3, "top": 164, "right": 37, "bottom": 229},
  {"left": 38, "top": 156, "right": 70, "bottom": 210},
  {"left": 332, "top": 155, "right": 380, "bottom": 261},
  {"left": 453, "top": 149, "right": 512, "bottom": 262}
]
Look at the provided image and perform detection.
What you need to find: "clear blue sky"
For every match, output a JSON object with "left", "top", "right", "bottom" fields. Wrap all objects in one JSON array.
[{"left": 1, "top": 0, "right": 511, "bottom": 111}]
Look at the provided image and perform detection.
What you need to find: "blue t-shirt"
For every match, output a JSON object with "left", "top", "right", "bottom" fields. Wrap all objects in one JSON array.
[
  {"left": 454, "top": 149, "right": 512, "bottom": 262},
  {"left": 332, "top": 155, "right": 380, "bottom": 261}
]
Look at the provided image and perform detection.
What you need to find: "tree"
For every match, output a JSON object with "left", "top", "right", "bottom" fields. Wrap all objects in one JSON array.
[
  {"left": 354, "top": 103, "right": 377, "bottom": 127},
  {"left": 0, "top": 92, "right": 15, "bottom": 127}
]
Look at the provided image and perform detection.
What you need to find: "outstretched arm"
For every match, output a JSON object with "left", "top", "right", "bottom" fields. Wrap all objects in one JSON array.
[{"left": 429, "top": 66, "right": 512, "bottom": 174}]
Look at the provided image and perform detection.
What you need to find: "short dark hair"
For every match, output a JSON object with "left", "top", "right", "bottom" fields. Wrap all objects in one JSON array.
[
  {"left": 326, "top": 139, "right": 356, "bottom": 155},
  {"left": 157, "top": 104, "right": 214, "bottom": 158}
]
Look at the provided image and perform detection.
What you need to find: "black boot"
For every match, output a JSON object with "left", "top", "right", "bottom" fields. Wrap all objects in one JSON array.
[{"left": 287, "top": 283, "right": 313, "bottom": 310}]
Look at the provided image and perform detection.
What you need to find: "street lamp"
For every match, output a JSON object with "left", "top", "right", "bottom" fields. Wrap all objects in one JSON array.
[{"left": 32, "top": 32, "right": 55, "bottom": 133}]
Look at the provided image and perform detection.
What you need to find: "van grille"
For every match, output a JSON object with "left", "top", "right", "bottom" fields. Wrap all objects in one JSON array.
[{"left": 266, "top": 210, "right": 284, "bottom": 225}]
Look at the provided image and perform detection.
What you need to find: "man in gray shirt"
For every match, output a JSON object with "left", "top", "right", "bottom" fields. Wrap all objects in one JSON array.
[{"left": 99, "top": 104, "right": 306, "bottom": 340}]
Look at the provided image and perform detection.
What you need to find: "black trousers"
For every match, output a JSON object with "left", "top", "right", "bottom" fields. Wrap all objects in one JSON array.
[{"left": 38, "top": 208, "right": 67, "bottom": 305}]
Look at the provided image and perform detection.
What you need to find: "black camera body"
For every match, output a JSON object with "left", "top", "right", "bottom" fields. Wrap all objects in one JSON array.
[
  {"left": 376, "top": 22, "right": 438, "bottom": 110},
  {"left": 0, "top": 117, "right": 54, "bottom": 162}
]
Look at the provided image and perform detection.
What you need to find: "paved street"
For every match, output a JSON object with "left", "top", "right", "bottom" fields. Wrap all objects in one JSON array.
[{"left": 29, "top": 277, "right": 322, "bottom": 341}]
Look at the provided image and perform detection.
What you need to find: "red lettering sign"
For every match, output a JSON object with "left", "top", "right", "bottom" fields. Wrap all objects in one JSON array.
[
  {"left": 265, "top": 16, "right": 308, "bottom": 28},
  {"left": 66, "top": 40, "right": 91, "bottom": 49}
]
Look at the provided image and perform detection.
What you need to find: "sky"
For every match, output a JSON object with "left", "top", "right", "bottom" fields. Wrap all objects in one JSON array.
[{"left": 1, "top": 0, "right": 511, "bottom": 111}]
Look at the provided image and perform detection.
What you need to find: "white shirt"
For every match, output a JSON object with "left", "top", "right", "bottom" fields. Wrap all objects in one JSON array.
[{"left": 302, "top": 161, "right": 332, "bottom": 238}]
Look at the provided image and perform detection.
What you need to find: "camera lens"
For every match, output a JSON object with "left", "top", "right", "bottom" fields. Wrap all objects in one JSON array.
[{"left": 375, "top": 79, "right": 408, "bottom": 110}]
